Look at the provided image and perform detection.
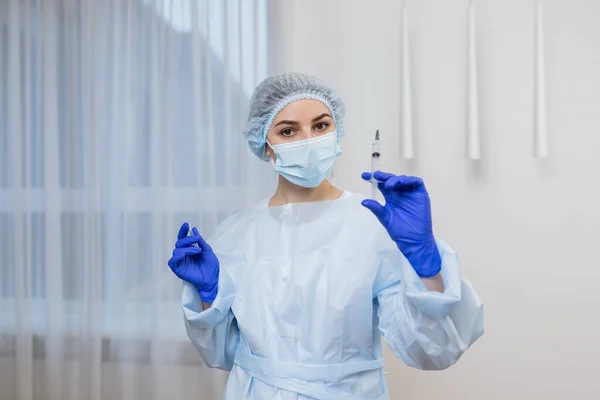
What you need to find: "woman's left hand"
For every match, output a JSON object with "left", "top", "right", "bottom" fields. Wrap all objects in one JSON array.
[{"left": 361, "top": 171, "right": 441, "bottom": 278}]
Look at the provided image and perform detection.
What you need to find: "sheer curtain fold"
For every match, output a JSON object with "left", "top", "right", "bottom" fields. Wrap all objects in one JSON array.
[
  {"left": 0, "top": 1, "right": 271, "bottom": 399},
  {"left": 8, "top": 0, "right": 34, "bottom": 399}
]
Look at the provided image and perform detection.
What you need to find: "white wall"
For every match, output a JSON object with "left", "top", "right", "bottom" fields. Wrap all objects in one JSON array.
[{"left": 269, "top": 0, "right": 600, "bottom": 399}]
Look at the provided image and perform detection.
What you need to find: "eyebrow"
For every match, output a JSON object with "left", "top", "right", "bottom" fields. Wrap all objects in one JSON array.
[
  {"left": 274, "top": 113, "right": 333, "bottom": 127},
  {"left": 312, "top": 113, "right": 333, "bottom": 122}
]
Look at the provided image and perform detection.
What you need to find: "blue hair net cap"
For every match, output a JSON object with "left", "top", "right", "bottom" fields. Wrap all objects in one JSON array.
[{"left": 243, "top": 72, "right": 346, "bottom": 161}]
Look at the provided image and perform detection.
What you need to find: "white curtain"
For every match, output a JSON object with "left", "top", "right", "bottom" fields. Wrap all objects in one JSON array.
[{"left": 0, "top": 0, "right": 272, "bottom": 399}]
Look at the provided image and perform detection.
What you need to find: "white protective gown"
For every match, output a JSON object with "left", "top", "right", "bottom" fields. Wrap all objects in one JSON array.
[{"left": 182, "top": 191, "right": 484, "bottom": 399}]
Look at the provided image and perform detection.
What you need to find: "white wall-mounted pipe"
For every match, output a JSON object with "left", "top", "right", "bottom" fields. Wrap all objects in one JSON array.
[
  {"left": 401, "top": 3, "right": 414, "bottom": 159},
  {"left": 467, "top": 0, "right": 481, "bottom": 159},
  {"left": 534, "top": 1, "right": 548, "bottom": 158}
]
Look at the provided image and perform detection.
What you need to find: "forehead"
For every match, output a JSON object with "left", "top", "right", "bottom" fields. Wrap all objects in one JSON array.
[{"left": 272, "top": 99, "right": 331, "bottom": 122}]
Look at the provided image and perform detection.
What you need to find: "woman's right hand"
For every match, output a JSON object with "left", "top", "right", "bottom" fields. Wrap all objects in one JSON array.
[{"left": 168, "top": 222, "right": 220, "bottom": 303}]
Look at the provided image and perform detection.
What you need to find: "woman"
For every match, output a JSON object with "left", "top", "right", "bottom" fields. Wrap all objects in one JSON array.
[{"left": 168, "top": 73, "right": 484, "bottom": 399}]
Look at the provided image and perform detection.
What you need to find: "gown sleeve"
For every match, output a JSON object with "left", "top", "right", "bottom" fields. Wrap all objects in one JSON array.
[
  {"left": 181, "top": 260, "right": 239, "bottom": 371},
  {"left": 374, "top": 238, "right": 484, "bottom": 370}
]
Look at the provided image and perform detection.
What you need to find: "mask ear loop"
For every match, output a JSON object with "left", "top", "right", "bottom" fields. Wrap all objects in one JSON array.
[
  {"left": 266, "top": 141, "right": 278, "bottom": 181},
  {"left": 330, "top": 131, "right": 342, "bottom": 184}
]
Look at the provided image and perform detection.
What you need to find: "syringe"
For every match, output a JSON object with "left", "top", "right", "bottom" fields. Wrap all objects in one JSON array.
[{"left": 371, "top": 129, "right": 380, "bottom": 199}]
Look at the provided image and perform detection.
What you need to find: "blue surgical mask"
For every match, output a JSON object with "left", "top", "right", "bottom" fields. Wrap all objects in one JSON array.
[{"left": 267, "top": 131, "right": 342, "bottom": 188}]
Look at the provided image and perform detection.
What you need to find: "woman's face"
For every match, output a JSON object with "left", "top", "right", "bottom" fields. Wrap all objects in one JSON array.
[{"left": 265, "top": 99, "right": 336, "bottom": 159}]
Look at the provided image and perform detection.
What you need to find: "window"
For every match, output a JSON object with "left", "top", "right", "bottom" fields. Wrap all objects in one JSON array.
[{"left": 0, "top": 0, "right": 272, "bottom": 341}]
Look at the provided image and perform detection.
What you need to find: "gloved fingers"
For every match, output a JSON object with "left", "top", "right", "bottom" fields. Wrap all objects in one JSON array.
[
  {"left": 172, "top": 247, "right": 202, "bottom": 257},
  {"left": 192, "top": 227, "right": 213, "bottom": 252},
  {"left": 169, "top": 247, "right": 202, "bottom": 265},
  {"left": 384, "top": 175, "right": 424, "bottom": 191},
  {"left": 372, "top": 171, "right": 397, "bottom": 182},
  {"left": 361, "top": 199, "right": 389, "bottom": 225},
  {"left": 177, "top": 222, "right": 190, "bottom": 240},
  {"left": 361, "top": 171, "right": 396, "bottom": 183},
  {"left": 361, "top": 172, "right": 373, "bottom": 181},
  {"left": 361, "top": 172, "right": 384, "bottom": 190},
  {"left": 168, "top": 247, "right": 202, "bottom": 268},
  {"left": 176, "top": 235, "right": 204, "bottom": 248},
  {"left": 361, "top": 173, "right": 389, "bottom": 193},
  {"left": 168, "top": 254, "right": 184, "bottom": 268},
  {"left": 174, "top": 227, "right": 210, "bottom": 249}
]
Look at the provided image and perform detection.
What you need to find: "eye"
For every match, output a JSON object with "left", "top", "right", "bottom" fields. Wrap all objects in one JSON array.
[
  {"left": 279, "top": 128, "right": 295, "bottom": 137},
  {"left": 314, "top": 122, "right": 329, "bottom": 131}
]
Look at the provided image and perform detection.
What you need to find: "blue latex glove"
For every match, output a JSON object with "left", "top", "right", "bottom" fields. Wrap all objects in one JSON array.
[
  {"left": 167, "top": 222, "right": 220, "bottom": 303},
  {"left": 361, "top": 171, "right": 442, "bottom": 278}
]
